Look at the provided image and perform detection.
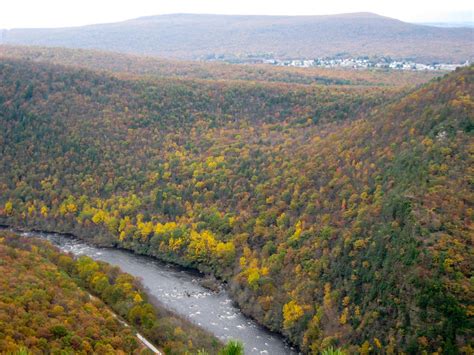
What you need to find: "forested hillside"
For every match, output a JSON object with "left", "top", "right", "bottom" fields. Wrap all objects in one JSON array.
[
  {"left": 0, "top": 57, "right": 472, "bottom": 353},
  {"left": 0, "top": 232, "right": 222, "bottom": 353},
  {"left": 0, "top": 45, "right": 441, "bottom": 87},
  {"left": 1, "top": 13, "right": 473, "bottom": 63}
]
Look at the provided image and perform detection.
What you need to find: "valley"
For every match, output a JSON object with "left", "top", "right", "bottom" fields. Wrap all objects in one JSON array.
[
  {"left": 0, "top": 46, "right": 472, "bottom": 353},
  {"left": 11, "top": 228, "right": 296, "bottom": 354},
  {"left": 0, "top": 231, "right": 227, "bottom": 354}
]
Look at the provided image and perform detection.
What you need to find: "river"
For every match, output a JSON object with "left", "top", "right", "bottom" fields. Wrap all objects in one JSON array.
[{"left": 16, "top": 229, "right": 297, "bottom": 355}]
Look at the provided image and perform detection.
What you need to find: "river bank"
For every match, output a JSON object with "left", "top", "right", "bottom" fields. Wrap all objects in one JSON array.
[{"left": 2, "top": 225, "right": 298, "bottom": 354}]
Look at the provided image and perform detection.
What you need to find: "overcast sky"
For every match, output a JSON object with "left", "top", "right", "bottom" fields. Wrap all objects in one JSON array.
[{"left": 1, "top": 0, "right": 473, "bottom": 29}]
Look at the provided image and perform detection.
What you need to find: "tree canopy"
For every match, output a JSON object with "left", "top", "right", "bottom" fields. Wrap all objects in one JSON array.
[{"left": 0, "top": 55, "right": 472, "bottom": 353}]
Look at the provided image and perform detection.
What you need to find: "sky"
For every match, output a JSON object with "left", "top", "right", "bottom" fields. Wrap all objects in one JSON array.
[{"left": 0, "top": 0, "right": 473, "bottom": 29}]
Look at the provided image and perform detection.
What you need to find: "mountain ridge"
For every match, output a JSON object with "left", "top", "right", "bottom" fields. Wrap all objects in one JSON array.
[
  {"left": 0, "top": 44, "right": 443, "bottom": 87},
  {"left": 1, "top": 13, "right": 472, "bottom": 63}
]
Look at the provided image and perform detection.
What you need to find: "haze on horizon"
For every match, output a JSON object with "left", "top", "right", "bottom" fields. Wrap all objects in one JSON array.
[{"left": 1, "top": 0, "right": 473, "bottom": 29}]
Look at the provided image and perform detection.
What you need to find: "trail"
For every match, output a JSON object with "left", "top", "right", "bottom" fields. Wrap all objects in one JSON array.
[{"left": 88, "top": 294, "right": 162, "bottom": 354}]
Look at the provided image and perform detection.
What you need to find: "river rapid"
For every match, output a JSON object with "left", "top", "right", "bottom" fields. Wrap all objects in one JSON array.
[{"left": 15, "top": 229, "right": 297, "bottom": 355}]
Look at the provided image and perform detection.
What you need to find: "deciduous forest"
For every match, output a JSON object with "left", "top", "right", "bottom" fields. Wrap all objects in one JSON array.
[
  {"left": 0, "top": 232, "right": 225, "bottom": 354},
  {"left": 0, "top": 49, "right": 472, "bottom": 353}
]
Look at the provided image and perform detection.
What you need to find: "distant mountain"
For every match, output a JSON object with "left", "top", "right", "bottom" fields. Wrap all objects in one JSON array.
[
  {"left": 1, "top": 13, "right": 473, "bottom": 63},
  {"left": 418, "top": 21, "right": 474, "bottom": 28}
]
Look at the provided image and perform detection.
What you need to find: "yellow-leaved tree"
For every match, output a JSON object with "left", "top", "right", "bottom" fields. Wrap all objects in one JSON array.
[{"left": 283, "top": 300, "right": 305, "bottom": 329}]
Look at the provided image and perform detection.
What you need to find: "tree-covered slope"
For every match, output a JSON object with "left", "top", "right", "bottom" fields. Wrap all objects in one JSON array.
[
  {"left": 0, "top": 232, "right": 224, "bottom": 354},
  {"left": 0, "top": 58, "right": 392, "bottom": 202},
  {"left": 0, "top": 45, "right": 442, "bottom": 87},
  {"left": 0, "top": 58, "right": 472, "bottom": 353},
  {"left": 0, "top": 234, "right": 143, "bottom": 354}
]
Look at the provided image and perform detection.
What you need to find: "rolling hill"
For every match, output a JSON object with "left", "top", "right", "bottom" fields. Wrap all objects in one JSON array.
[
  {"left": 0, "top": 53, "right": 472, "bottom": 353},
  {"left": 0, "top": 45, "right": 442, "bottom": 87},
  {"left": 1, "top": 13, "right": 473, "bottom": 63}
]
